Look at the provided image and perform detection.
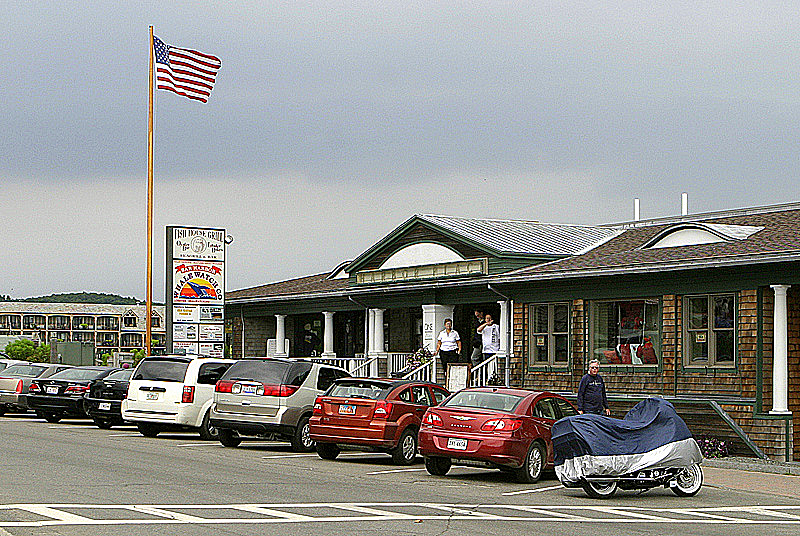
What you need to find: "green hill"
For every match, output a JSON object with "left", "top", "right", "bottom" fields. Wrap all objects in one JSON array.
[{"left": 4, "top": 292, "right": 144, "bottom": 305}]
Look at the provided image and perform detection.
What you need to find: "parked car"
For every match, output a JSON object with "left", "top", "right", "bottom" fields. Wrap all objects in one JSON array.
[
  {"left": 310, "top": 378, "right": 450, "bottom": 465},
  {"left": 0, "top": 359, "right": 27, "bottom": 372},
  {"left": 418, "top": 388, "right": 577, "bottom": 483},
  {"left": 84, "top": 368, "right": 134, "bottom": 429},
  {"left": 122, "top": 355, "right": 235, "bottom": 439},
  {"left": 27, "top": 366, "right": 119, "bottom": 423},
  {"left": 0, "top": 363, "right": 73, "bottom": 415},
  {"left": 210, "top": 358, "right": 350, "bottom": 452}
]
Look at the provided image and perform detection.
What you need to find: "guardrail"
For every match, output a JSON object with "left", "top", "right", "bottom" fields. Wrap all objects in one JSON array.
[{"left": 470, "top": 355, "right": 497, "bottom": 386}]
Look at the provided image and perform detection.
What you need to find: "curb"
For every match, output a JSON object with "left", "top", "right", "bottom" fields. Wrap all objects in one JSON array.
[{"left": 703, "top": 457, "right": 800, "bottom": 477}]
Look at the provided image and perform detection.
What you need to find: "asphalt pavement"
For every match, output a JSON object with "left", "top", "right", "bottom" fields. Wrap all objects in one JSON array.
[{"left": 1, "top": 413, "right": 799, "bottom": 536}]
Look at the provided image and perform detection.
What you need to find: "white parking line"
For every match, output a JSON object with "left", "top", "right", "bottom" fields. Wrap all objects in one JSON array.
[
  {"left": 366, "top": 468, "right": 428, "bottom": 475},
  {"left": 261, "top": 452, "right": 377, "bottom": 460},
  {"left": 175, "top": 443, "right": 222, "bottom": 447},
  {"left": 108, "top": 433, "right": 141, "bottom": 437},
  {"left": 502, "top": 484, "right": 564, "bottom": 496}
]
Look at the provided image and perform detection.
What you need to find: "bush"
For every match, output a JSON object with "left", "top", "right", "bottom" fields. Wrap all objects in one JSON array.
[
  {"left": 697, "top": 435, "right": 729, "bottom": 458},
  {"left": 4, "top": 340, "right": 50, "bottom": 363},
  {"left": 132, "top": 349, "right": 146, "bottom": 365}
]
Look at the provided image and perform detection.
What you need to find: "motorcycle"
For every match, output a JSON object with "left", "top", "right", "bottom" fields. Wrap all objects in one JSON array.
[{"left": 552, "top": 397, "right": 703, "bottom": 499}]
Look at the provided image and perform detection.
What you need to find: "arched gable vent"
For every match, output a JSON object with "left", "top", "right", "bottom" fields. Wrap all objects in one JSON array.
[
  {"left": 380, "top": 243, "right": 465, "bottom": 269},
  {"left": 643, "top": 223, "right": 763, "bottom": 249}
]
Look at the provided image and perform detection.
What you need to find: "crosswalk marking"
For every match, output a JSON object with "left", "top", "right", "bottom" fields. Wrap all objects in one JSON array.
[{"left": 0, "top": 503, "right": 798, "bottom": 527}]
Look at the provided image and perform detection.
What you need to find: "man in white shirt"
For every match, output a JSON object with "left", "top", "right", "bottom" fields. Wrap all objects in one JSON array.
[{"left": 476, "top": 313, "right": 500, "bottom": 364}]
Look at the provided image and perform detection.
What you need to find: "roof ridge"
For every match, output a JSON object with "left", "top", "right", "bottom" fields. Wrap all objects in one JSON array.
[
  {"left": 418, "top": 213, "right": 613, "bottom": 228},
  {"left": 603, "top": 201, "right": 800, "bottom": 228}
]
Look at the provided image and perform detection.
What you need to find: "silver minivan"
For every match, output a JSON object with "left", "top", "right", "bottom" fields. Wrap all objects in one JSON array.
[
  {"left": 123, "top": 354, "right": 235, "bottom": 439},
  {"left": 210, "top": 358, "right": 349, "bottom": 451}
]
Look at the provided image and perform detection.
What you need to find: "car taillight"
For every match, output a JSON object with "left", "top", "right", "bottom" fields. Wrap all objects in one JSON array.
[
  {"left": 29, "top": 382, "right": 40, "bottom": 393},
  {"left": 313, "top": 397, "right": 324, "bottom": 415},
  {"left": 262, "top": 384, "right": 300, "bottom": 397},
  {"left": 182, "top": 386, "right": 195, "bottom": 403},
  {"left": 373, "top": 400, "right": 392, "bottom": 419},
  {"left": 421, "top": 412, "right": 443, "bottom": 427},
  {"left": 65, "top": 385, "right": 90, "bottom": 394},
  {"left": 215, "top": 380, "right": 234, "bottom": 393},
  {"left": 480, "top": 418, "right": 523, "bottom": 432},
  {"left": 15, "top": 380, "right": 23, "bottom": 394}
]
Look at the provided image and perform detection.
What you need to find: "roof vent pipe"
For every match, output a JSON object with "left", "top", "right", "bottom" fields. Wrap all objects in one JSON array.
[
  {"left": 634, "top": 198, "right": 640, "bottom": 221},
  {"left": 681, "top": 192, "right": 688, "bottom": 216}
]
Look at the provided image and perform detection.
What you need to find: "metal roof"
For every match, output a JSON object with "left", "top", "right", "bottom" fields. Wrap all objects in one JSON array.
[{"left": 417, "top": 214, "right": 621, "bottom": 256}]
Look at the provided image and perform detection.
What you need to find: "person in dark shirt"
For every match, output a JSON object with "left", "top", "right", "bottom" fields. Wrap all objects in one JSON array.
[
  {"left": 577, "top": 359, "right": 610, "bottom": 416},
  {"left": 470, "top": 309, "right": 484, "bottom": 366}
]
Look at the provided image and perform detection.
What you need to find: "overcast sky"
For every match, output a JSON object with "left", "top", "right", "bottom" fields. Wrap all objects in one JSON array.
[{"left": 2, "top": 1, "right": 799, "bottom": 300}]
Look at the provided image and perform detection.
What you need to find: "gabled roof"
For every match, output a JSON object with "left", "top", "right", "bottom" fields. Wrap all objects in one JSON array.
[
  {"left": 504, "top": 206, "right": 800, "bottom": 279},
  {"left": 227, "top": 272, "right": 350, "bottom": 301},
  {"left": 346, "top": 214, "right": 620, "bottom": 273}
]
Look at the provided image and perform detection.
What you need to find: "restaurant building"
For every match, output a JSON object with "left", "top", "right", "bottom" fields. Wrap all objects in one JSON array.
[{"left": 226, "top": 202, "right": 800, "bottom": 461}]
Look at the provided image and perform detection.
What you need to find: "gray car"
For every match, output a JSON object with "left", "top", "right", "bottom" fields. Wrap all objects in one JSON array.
[
  {"left": 210, "top": 358, "right": 350, "bottom": 452},
  {"left": 0, "top": 363, "right": 73, "bottom": 414}
]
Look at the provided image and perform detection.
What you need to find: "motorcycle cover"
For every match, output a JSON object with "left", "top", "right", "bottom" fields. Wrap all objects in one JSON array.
[{"left": 552, "top": 397, "right": 703, "bottom": 485}]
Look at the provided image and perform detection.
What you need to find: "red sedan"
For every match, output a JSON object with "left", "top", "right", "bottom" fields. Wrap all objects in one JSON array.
[
  {"left": 418, "top": 388, "right": 577, "bottom": 483},
  {"left": 310, "top": 378, "right": 450, "bottom": 465}
]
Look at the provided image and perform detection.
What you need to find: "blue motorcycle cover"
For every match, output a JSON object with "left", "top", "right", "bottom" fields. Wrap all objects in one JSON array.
[{"left": 552, "top": 397, "right": 702, "bottom": 484}]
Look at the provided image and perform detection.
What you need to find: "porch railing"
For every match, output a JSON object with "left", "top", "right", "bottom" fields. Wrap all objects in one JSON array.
[
  {"left": 470, "top": 355, "right": 498, "bottom": 386},
  {"left": 389, "top": 353, "right": 414, "bottom": 376},
  {"left": 401, "top": 357, "right": 437, "bottom": 383},
  {"left": 308, "top": 355, "right": 379, "bottom": 377}
]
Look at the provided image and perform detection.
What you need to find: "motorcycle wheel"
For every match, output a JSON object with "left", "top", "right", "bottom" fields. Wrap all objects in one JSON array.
[
  {"left": 671, "top": 464, "right": 703, "bottom": 497},
  {"left": 582, "top": 480, "right": 618, "bottom": 499}
]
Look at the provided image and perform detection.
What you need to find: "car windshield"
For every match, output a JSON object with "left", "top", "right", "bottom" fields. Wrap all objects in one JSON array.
[
  {"left": 0, "top": 364, "right": 47, "bottom": 377},
  {"left": 328, "top": 380, "right": 391, "bottom": 400},
  {"left": 132, "top": 359, "right": 189, "bottom": 382},
  {"left": 221, "top": 360, "right": 290, "bottom": 384},
  {"left": 443, "top": 391, "right": 524, "bottom": 412},
  {"left": 49, "top": 368, "right": 109, "bottom": 381},
  {"left": 105, "top": 369, "right": 133, "bottom": 381}
]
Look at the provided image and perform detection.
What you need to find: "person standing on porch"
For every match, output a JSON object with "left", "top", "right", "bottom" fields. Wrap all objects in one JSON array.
[
  {"left": 476, "top": 313, "right": 500, "bottom": 365},
  {"left": 470, "top": 308, "right": 484, "bottom": 366},
  {"left": 434, "top": 319, "right": 462, "bottom": 372},
  {"left": 577, "top": 359, "right": 611, "bottom": 416}
]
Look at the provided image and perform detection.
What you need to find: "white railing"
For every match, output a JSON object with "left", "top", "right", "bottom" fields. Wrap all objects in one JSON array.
[
  {"left": 401, "top": 357, "right": 437, "bottom": 383},
  {"left": 350, "top": 356, "right": 379, "bottom": 377},
  {"left": 470, "top": 355, "right": 498, "bottom": 386},
  {"left": 389, "top": 353, "right": 414, "bottom": 376}
]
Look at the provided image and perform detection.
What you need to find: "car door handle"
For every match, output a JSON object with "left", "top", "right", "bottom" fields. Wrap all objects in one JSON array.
[{"left": 241, "top": 400, "right": 251, "bottom": 406}]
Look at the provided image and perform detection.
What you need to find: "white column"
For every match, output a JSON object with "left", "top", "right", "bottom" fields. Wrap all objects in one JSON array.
[
  {"left": 770, "top": 285, "right": 791, "bottom": 414},
  {"left": 498, "top": 300, "right": 510, "bottom": 386},
  {"left": 374, "top": 309, "right": 385, "bottom": 354},
  {"left": 368, "top": 309, "right": 376, "bottom": 354},
  {"left": 275, "top": 314, "right": 287, "bottom": 357},
  {"left": 322, "top": 311, "right": 335, "bottom": 359},
  {"left": 421, "top": 304, "right": 455, "bottom": 352}
]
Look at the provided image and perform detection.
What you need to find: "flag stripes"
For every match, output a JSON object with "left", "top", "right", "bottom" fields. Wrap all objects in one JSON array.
[{"left": 153, "top": 36, "right": 221, "bottom": 103}]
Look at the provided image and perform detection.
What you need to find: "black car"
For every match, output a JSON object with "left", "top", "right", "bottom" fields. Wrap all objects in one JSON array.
[
  {"left": 84, "top": 368, "right": 133, "bottom": 429},
  {"left": 28, "top": 366, "right": 119, "bottom": 423}
]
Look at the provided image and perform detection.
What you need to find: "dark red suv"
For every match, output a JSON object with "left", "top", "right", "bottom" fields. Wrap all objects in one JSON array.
[
  {"left": 309, "top": 378, "right": 449, "bottom": 465},
  {"left": 419, "top": 388, "right": 577, "bottom": 482}
]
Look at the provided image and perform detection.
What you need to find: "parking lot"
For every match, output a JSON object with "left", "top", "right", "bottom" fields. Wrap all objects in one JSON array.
[{"left": 2, "top": 414, "right": 800, "bottom": 536}]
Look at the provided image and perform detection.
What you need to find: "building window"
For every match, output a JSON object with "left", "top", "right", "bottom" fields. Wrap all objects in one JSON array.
[
  {"left": 590, "top": 299, "right": 661, "bottom": 366},
  {"left": 684, "top": 294, "right": 735, "bottom": 366},
  {"left": 123, "top": 316, "right": 137, "bottom": 328},
  {"left": 151, "top": 315, "right": 161, "bottom": 328},
  {"left": 528, "top": 303, "right": 570, "bottom": 366}
]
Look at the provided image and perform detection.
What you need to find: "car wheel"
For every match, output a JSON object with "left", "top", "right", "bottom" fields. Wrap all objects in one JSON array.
[
  {"left": 391, "top": 428, "right": 418, "bottom": 465},
  {"left": 424, "top": 456, "right": 451, "bottom": 476},
  {"left": 316, "top": 442, "right": 340, "bottom": 460},
  {"left": 513, "top": 442, "right": 545, "bottom": 483},
  {"left": 137, "top": 423, "right": 160, "bottom": 438},
  {"left": 43, "top": 413, "right": 61, "bottom": 423},
  {"left": 671, "top": 464, "right": 703, "bottom": 497},
  {"left": 290, "top": 416, "right": 315, "bottom": 452},
  {"left": 93, "top": 417, "right": 113, "bottom": 430},
  {"left": 198, "top": 410, "right": 219, "bottom": 441},
  {"left": 582, "top": 480, "right": 618, "bottom": 499},
  {"left": 218, "top": 428, "right": 242, "bottom": 447},
  {"left": 0, "top": 406, "right": 6, "bottom": 416}
]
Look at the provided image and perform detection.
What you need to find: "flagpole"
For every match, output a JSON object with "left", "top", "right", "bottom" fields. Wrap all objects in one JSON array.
[{"left": 146, "top": 25, "right": 154, "bottom": 357}]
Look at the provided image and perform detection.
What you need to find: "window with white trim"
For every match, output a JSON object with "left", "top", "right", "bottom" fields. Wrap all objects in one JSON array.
[
  {"left": 684, "top": 294, "right": 735, "bottom": 366},
  {"left": 590, "top": 299, "right": 661, "bottom": 366},
  {"left": 528, "top": 303, "right": 570, "bottom": 366}
]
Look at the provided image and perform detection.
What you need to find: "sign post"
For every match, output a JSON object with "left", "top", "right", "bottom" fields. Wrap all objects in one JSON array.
[{"left": 165, "top": 226, "right": 226, "bottom": 357}]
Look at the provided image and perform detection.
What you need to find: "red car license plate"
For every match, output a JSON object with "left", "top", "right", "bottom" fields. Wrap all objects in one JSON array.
[{"left": 339, "top": 404, "right": 356, "bottom": 415}]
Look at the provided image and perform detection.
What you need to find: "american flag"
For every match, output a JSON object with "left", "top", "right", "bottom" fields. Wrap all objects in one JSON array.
[{"left": 153, "top": 36, "right": 221, "bottom": 103}]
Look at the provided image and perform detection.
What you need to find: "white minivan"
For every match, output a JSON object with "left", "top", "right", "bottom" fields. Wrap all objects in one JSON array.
[{"left": 122, "top": 354, "right": 235, "bottom": 439}]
